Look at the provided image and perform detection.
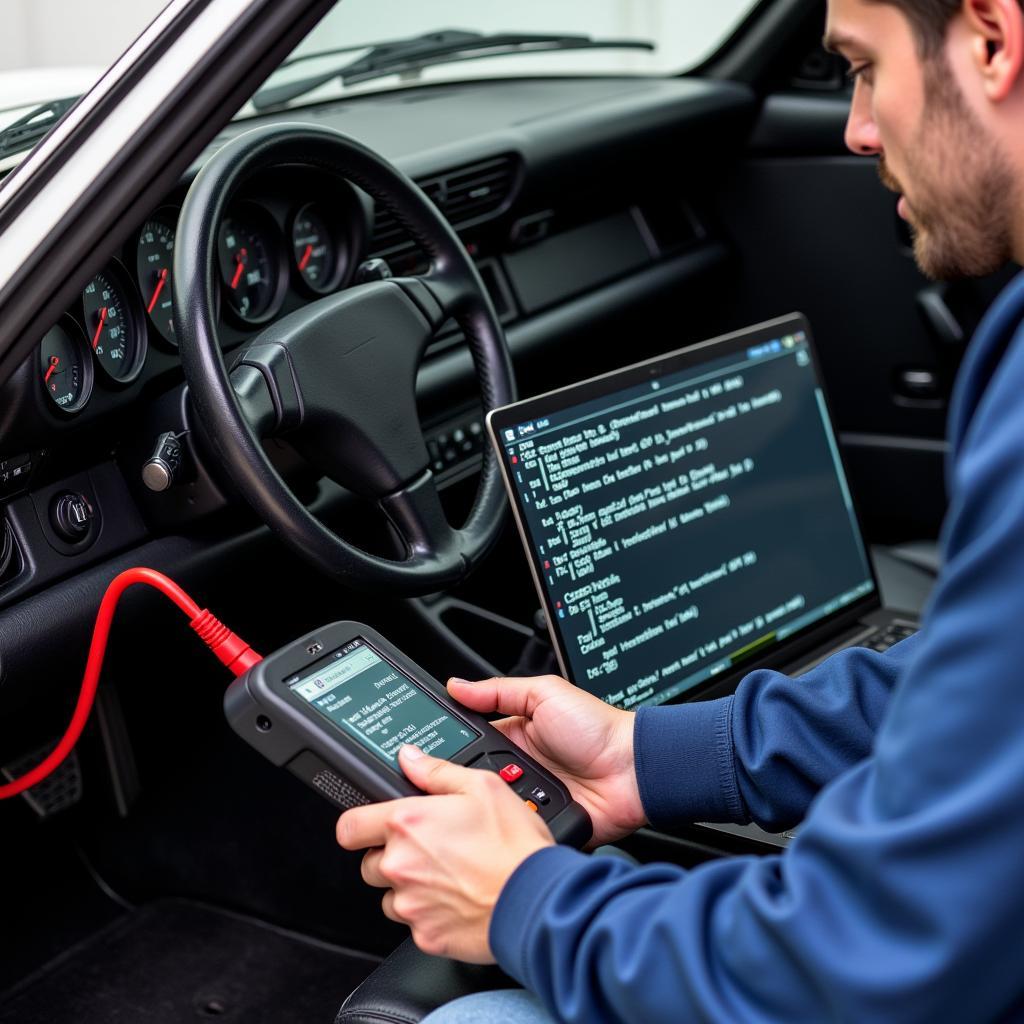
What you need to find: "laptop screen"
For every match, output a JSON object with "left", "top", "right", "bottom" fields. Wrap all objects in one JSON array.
[{"left": 488, "top": 315, "right": 876, "bottom": 709}]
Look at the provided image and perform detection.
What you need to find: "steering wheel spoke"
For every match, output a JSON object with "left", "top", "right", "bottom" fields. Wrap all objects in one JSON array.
[
  {"left": 380, "top": 471, "right": 462, "bottom": 576},
  {"left": 229, "top": 364, "right": 278, "bottom": 438},
  {"left": 419, "top": 263, "right": 477, "bottom": 323},
  {"left": 230, "top": 342, "right": 304, "bottom": 438}
]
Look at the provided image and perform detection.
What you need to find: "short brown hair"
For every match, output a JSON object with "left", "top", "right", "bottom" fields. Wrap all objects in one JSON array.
[{"left": 875, "top": 0, "right": 1024, "bottom": 55}]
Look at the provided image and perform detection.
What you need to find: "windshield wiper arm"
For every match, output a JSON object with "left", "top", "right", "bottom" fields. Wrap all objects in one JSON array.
[
  {"left": 0, "top": 96, "right": 80, "bottom": 160},
  {"left": 252, "top": 29, "right": 655, "bottom": 110}
]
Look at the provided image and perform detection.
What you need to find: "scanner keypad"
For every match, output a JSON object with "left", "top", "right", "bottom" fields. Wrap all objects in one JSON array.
[{"left": 469, "top": 752, "right": 561, "bottom": 820}]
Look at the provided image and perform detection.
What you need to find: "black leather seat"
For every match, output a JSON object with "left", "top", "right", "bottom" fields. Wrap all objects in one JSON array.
[
  {"left": 871, "top": 542, "right": 939, "bottom": 616},
  {"left": 336, "top": 939, "right": 516, "bottom": 1024}
]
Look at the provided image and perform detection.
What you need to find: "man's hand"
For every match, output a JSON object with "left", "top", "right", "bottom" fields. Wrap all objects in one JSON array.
[
  {"left": 337, "top": 745, "right": 553, "bottom": 964},
  {"left": 448, "top": 674, "right": 646, "bottom": 847}
]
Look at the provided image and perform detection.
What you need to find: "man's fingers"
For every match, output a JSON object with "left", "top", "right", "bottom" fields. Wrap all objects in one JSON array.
[
  {"left": 381, "top": 889, "right": 404, "bottom": 924},
  {"left": 337, "top": 803, "right": 393, "bottom": 850},
  {"left": 446, "top": 675, "right": 566, "bottom": 717},
  {"left": 398, "top": 744, "right": 482, "bottom": 794},
  {"left": 361, "top": 848, "right": 387, "bottom": 888}
]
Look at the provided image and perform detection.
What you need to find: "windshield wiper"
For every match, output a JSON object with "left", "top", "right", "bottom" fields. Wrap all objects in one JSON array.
[
  {"left": 252, "top": 29, "right": 655, "bottom": 111},
  {"left": 0, "top": 96, "right": 80, "bottom": 160}
]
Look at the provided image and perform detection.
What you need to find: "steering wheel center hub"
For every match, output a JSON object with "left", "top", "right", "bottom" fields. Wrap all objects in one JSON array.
[{"left": 236, "top": 280, "right": 438, "bottom": 494}]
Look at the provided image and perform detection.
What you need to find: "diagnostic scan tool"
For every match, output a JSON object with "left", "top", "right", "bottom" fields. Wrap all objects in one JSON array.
[{"left": 225, "top": 621, "right": 592, "bottom": 847}]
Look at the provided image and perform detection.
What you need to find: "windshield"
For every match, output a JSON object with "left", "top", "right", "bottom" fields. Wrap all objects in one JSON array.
[
  {"left": 252, "top": 0, "right": 762, "bottom": 110},
  {"left": 0, "top": 0, "right": 762, "bottom": 132}
]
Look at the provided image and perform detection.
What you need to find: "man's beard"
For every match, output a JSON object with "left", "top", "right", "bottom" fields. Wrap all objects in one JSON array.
[{"left": 879, "top": 59, "right": 1017, "bottom": 281}]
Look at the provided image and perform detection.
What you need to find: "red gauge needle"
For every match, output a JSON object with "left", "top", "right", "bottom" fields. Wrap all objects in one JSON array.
[
  {"left": 298, "top": 244, "right": 313, "bottom": 272},
  {"left": 147, "top": 267, "right": 169, "bottom": 314},
  {"left": 230, "top": 248, "right": 248, "bottom": 290},
  {"left": 44, "top": 355, "right": 60, "bottom": 383},
  {"left": 91, "top": 306, "right": 108, "bottom": 350}
]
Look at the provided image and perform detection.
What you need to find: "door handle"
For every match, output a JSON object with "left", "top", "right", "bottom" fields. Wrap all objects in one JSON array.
[{"left": 916, "top": 284, "right": 965, "bottom": 347}]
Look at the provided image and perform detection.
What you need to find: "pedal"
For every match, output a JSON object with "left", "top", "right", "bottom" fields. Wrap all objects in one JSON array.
[{"left": 2, "top": 744, "right": 83, "bottom": 818}]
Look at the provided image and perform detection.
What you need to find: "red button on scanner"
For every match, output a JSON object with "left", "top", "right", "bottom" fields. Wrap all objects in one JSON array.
[{"left": 499, "top": 763, "right": 524, "bottom": 783}]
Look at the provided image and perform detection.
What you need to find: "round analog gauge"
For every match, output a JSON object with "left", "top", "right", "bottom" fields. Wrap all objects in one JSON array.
[
  {"left": 82, "top": 261, "right": 146, "bottom": 383},
  {"left": 217, "top": 205, "right": 287, "bottom": 325},
  {"left": 291, "top": 203, "right": 343, "bottom": 294},
  {"left": 39, "top": 318, "right": 93, "bottom": 414},
  {"left": 136, "top": 210, "right": 177, "bottom": 345}
]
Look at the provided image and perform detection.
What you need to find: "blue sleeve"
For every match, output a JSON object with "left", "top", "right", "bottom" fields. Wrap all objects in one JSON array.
[
  {"left": 489, "top": 322, "right": 1024, "bottom": 1024},
  {"left": 635, "top": 634, "right": 922, "bottom": 833}
]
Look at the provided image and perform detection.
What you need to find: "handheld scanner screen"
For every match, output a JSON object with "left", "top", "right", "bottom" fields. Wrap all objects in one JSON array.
[{"left": 287, "top": 639, "right": 477, "bottom": 765}]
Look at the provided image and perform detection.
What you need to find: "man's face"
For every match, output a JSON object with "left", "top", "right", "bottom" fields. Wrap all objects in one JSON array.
[{"left": 827, "top": 0, "right": 1016, "bottom": 280}]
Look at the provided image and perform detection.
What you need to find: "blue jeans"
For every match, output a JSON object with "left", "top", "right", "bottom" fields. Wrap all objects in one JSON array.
[{"left": 421, "top": 990, "right": 555, "bottom": 1023}]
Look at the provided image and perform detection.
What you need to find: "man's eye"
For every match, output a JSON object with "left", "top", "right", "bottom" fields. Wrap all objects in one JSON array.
[{"left": 846, "top": 63, "right": 873, "bottom": 84}]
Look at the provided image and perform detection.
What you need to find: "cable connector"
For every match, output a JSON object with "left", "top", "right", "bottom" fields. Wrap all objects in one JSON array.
[
  {"left": 190, "top": 609, "right": 262, "bottom": 677},
  {"left": 0, "top": 567, "right": 263, "bottom": 800}
]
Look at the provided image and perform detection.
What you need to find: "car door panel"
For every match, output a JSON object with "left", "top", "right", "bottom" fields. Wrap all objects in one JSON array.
[{"left": 706, "top": 93, "right": 1015, "bottom": 539}]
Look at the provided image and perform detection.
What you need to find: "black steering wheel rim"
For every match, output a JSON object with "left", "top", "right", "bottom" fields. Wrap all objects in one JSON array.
[{"left": 173, "top": 124, "right": 516, "bottom": 594}]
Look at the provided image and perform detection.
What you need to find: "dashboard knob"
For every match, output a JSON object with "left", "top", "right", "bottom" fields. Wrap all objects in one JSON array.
[{"left": 142, "top": 432, "right": 183, "bottom": 492}]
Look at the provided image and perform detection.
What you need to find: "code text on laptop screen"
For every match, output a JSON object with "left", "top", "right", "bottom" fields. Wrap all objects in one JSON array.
[{"left": 499, "top": 331, "right": 875, "bottom": 708}]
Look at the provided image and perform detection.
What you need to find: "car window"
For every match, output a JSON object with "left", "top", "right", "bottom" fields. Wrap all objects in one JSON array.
[
  {"left": 0, "top": 0, "right": 763, "bottom": 155},
  {"left": 0, "top": 0, "right": 167, "bottom": 122},
  {"left": 258, "top": 0, "right": 763, "bottom": 111}
]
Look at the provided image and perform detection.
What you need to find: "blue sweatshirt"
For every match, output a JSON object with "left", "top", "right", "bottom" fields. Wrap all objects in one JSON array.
[{"left": 489, "top": 272, "right": 1024, "bottom": 1023}]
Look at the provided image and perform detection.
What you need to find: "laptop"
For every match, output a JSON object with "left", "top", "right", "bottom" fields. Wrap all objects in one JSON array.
[{"left": 486, "top": 313, "right": 918, "bottom": 848}]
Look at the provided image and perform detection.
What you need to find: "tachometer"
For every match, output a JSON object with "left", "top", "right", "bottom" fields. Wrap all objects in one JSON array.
[
  {"left": 291, "top": 202, "right": 343, "bottom": 294},
  {"left": 217, "top": 204, "right": 287, "bottom": 325},
  {"left": 82, "top": 261, "right": 146, "bottom": 383},
  {"left": 40, "top": 318, "right": 93, "bottom": 414},
  {"left": 136, "top": 210, "right": 177, "bottom": 345}
]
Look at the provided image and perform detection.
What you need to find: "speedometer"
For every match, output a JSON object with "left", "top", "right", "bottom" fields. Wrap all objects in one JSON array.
[
  {"left": 136, "top": 209, "right": 177, "bottom": 345},
  {"left": 217, "top": 204, "right": 287, "bottom": 325},
  {"left": 82, "top": 260, "right": 146, "bottom": 384}
]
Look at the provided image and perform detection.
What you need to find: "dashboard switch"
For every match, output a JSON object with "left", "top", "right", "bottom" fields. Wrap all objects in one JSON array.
[
  {"left": 354, "top": 258, "right": 393, "bottom": 284},
  {"left": 0, "top": 453, "right": 32, "bottom": 496},
  {"left": 142, "top": 432, "right": 183, "bottom": 492},
  {"left": 51, "top": 492, "right": 94, "bottom": 543}
]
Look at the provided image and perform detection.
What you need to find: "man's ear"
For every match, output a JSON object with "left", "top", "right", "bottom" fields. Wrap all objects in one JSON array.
[{"left": 963, "top": 0, "right": 1024, "bottom": 100}]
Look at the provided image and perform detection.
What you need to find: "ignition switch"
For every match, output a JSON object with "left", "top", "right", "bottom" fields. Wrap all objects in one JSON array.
[{"left": 142, "top": 431, "right": 185, "bottom": 492}]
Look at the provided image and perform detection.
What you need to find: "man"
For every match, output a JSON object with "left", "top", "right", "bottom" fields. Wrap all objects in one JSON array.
[{"left": 339, "top": 0, "right": 1024, "bottom": 1019}]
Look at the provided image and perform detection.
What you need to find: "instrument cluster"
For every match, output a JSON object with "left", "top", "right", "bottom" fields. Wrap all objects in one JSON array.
[{"left": 36, "top": 169, "right": 367, "bottom": 418}]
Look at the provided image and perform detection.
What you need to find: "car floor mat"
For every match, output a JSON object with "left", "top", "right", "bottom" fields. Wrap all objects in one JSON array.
[{"left": 0, "top": 898, "right": 380, "bottom": 1023}]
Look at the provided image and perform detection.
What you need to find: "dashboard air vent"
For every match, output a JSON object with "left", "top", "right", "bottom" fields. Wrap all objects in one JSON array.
[{"left": 371, "top": 154, "right": 518, "bottom": 255}]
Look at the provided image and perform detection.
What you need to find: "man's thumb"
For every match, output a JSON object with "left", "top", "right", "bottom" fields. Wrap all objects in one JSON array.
[
  {"left": 398, "top": 744, "right": 472, "bottom": 794},
  {"left": 447, "top": 675, "right": 553, "bottom": 718}
]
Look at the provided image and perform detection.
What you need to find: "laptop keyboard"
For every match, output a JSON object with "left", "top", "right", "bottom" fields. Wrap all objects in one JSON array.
[
  {"left": 860, "top": 622, "right": 917, "bottom": 653},
  {"left": 695, "top": 619, "right": 918, "bottom": 850}
]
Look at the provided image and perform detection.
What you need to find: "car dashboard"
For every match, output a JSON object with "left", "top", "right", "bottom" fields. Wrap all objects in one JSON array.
[{"left": 0, "top": 75, "right": 755, "bottom": 694}]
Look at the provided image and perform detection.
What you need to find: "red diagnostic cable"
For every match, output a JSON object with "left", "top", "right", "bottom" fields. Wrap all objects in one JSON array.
[{"left": 0, "top": 567, "right": 261, "bottom": 801}]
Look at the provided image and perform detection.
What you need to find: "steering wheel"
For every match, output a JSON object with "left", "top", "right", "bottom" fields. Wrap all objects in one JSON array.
[{"left": 173, "top": 125, "right": 516, "bottom": 595}]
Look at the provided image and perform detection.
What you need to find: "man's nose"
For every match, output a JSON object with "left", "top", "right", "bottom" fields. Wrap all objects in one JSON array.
[{"left": 844, "top": 85, "right": 882, "bottom": 155}]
